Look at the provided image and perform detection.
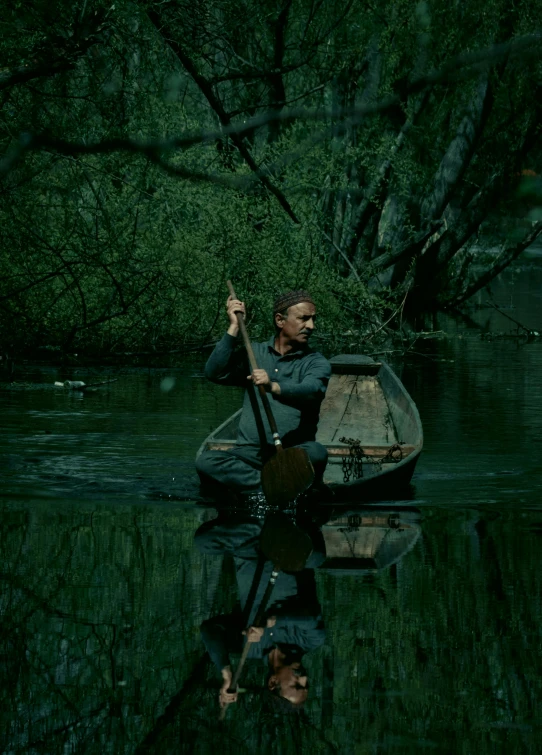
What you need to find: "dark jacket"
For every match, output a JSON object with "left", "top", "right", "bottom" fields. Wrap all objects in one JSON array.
[
  {"left": 204, "top": 334, "right": 331, "bottom": 447},
  {"left": 200, "top": 559, "right": 325, "bottom": 671}
]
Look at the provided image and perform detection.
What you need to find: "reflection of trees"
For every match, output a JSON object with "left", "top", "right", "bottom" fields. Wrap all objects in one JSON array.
[
  {"left": 1, "top": 504, "right": 540, "bottom": 752},
  {"left": 315, "top": 511, "right": 541, "bottom": 752},
  {"left": 0, "top": 506, "right": 229, "bottom": 753}
]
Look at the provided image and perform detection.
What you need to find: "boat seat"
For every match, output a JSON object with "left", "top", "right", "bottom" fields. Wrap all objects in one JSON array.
[
  {"left": 326, "top": 443, "right": 415, "bottom": 459},
  {"left": 205, "top": 441, "right": 415, "bottom": 458}
]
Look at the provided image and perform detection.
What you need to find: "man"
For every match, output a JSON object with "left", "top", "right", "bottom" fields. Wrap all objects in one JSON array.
[
  {"left": 195, "top": 515, "right": 326, "bottom": 711},
  {"left": 196, "top": 291, "right": 332, "bottom": 497}
]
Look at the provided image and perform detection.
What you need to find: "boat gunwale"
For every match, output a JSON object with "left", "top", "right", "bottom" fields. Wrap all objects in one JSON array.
[{"left": 377, "top": 360, "right": 423, "bottom": 447}]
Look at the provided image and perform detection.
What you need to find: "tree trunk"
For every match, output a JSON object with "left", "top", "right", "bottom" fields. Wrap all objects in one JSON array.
[{"left": 421, "top": 76, "right": 491, "bottom": 222}]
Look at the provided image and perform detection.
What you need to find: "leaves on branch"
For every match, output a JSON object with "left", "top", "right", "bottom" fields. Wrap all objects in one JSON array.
[{"left": 1, "top": 0, "right": 541, "bottom": 355}]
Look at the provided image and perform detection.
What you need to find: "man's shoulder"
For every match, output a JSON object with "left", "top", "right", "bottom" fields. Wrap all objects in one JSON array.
[
  {"left": 304, "top": 347, "right": 330, "bottom": 361},
  {"left": 303, "top": 349, "right": 332, "bottom": 372}
]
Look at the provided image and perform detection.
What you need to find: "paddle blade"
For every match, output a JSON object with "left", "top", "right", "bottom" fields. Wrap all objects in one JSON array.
[
  {"left": 260, "top": 512, "right": 313, "bottom": 571},
  {"left": 261, "top": 447, "right": 314, "bottom": 509}
]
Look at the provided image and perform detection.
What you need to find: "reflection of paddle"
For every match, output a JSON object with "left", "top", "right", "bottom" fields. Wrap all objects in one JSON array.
[
  {"left": 226, "top": 280, "right": 314, "bottom": 508},
  {"left": 219, "top": 512, "right": 313, "bottom": 720}
]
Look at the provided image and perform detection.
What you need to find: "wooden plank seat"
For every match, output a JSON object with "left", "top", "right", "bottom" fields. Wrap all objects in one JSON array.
[{"left": 205, "top": 440, "right": 416, "bottom": 459}]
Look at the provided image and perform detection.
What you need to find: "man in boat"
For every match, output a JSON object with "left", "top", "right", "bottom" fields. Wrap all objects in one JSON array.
[
  {"left": 195, "top": 515, "right": 326, "bottom": 711},
  {"left": 196, "top": 290, "right": 332, "bottom": 500}
]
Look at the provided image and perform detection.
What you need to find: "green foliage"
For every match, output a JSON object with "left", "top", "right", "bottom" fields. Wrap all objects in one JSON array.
[{"left": 0, "top": 0, "right": 541, "bottom": 357}]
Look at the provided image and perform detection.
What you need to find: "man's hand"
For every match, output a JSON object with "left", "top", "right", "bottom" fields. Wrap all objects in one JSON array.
[
  {"left": 219, "top": 666, "right": 238, "bottom": 708},
  {"left": 243, "top": 626, "right": 265, "bottom": 643},
  {"left": 247, "top": 370, "right": 281, "bottom": 395},
  {"left": 266, "top": 616, "right": 277, "bottom": 628},
  {"left": 226, "top": 296, "right": 245, "bottom": 337},
  {"left": 247, "top": 368, "right": 270, "bottom": 387}
]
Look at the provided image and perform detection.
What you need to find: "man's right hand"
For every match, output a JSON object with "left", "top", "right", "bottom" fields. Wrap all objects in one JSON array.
[
  {"left": 226, "top": 296, "right": 245, "bottom": 337},
  {"left": 219, "top": 667, "right": 238, "bottom": 708}
]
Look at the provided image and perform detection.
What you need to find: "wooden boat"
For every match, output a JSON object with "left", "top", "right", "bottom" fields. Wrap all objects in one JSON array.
[{"left": 197, "top": 354, "right": 423, "bottom": 503}]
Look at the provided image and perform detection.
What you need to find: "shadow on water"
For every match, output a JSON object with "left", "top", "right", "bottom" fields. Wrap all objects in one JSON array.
[{"left": 2, "top": 266, "right": 542, "bottom": 753}]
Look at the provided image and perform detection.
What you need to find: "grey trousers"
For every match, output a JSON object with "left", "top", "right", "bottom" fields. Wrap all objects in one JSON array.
[{"left": 196, "top": 441, "right": 328, "bottom": 493}]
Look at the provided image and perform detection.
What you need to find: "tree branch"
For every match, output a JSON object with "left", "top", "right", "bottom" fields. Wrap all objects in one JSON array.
[
  {"left": 266, "top": 0, "right": 293, "bottom": 143},
  {"left": 0, "top": 14, "right": 109, "bottom": 92},
  {"left": 147, "top": 9, "right": 300, "bottom": 223},
  {"left": 448, "top": 222, "right": 542, "bottom": 307},
  {"left": 2, "top": 32, "right": 541, "bottom": 188},
  {"left": 368, "top": 223, "right": 444, "bottom": 273},
  {"left": 420, "top": 76, "right": 492, "bottom": 221},
  {"left": 0, "top": 265, "right": 85, "bottom": 303},
  {"left": 344, "top": 91, "right": 430, "bottom": 263}
]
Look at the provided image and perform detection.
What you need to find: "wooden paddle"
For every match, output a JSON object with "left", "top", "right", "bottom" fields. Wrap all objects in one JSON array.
[
  {"left": 226, "top": 280, "right": 314, "bottom": 508},
  {"left": 219, "top": 512, "right": 313, "bottom": 719}
]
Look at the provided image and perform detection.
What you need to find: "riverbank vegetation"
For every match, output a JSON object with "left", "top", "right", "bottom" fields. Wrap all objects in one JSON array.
[{"left": 1, "top": 0, "right": 541, "bottom": 361}]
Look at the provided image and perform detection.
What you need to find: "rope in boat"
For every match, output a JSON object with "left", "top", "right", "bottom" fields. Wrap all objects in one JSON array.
[{"left": 339, "top": 437, "right": 404, "bottom": 483}]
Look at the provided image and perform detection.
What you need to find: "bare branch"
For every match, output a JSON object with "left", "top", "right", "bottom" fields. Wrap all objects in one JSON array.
[
  {"left": 0, "top": 14, "right": 109, "bottom": 92},
  {"left": 320, "top": 230, "right": 361, "bottom": 281},
  {"left": 369, "top": 223, "right": 444, "bottom": 272},
  {"left": 0, "top": 265, "right": 85, "bottom": 303},
  {"left": 450, "top": 222, "right": 542, "bottom": 307},
  {"left": 147, "top": 9, "right": 301, "bottom": 223},
  {"left": 1, "top": 32, "right": 540, "bottom": 192}
]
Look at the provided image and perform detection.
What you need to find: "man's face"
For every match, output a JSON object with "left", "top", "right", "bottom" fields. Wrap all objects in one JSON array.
[
  {"left": 275, "top": 302, "right": 317, "bottom": 347},
  {"left": 269, "top": 662, "right": 309, "bottom": 705}
]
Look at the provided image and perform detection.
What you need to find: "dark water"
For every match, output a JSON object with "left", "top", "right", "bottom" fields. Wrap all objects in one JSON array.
[{"left": 1, "top": 262, "right": 542, "bottom": 754}]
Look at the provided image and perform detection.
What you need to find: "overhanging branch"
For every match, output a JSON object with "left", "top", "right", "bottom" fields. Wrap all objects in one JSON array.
[
  {"left": 449, "top": 222, "right": 542, "bottom": 307},
  {"left": 0, "top": 12, "right": 109, "bottom": 92},
  {"left": 2, "top": 32, "right": 541, "bottom": 188},
  {"left": 147, "top": 9, "right": 301, "bottom": 223}
]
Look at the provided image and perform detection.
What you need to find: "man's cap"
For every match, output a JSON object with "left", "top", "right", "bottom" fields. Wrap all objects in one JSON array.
[{"left": 273, "top": 291, "right": 315, "bottom": 315}]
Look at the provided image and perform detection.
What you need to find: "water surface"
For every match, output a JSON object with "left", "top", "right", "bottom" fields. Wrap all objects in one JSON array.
[{"left": 1, "top": 264, "right": 542, "bottom": 754}]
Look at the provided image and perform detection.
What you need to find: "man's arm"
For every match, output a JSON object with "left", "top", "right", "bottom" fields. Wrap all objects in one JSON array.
[
  {"left": 274, "top": 355, "right": 331, "bottom": 403},
  {"left": 202, "top": 615, "right": 265, "bottom": 709},
  {"left": 219, "top": 665, "right": 238, "bottom": 708},
  {"left": 200, "top": 616, "right": 241, "bottom": 708},
  {"left": 200, "top": 616, "right": 235, "bottom": 676},
  {"left": 204, "top": 297, "right": 248, "bottom": 386},
  {"left": 249, "top": 355, "right": 331, "bottom": 400},
  {"left": 271, "top": 614, "right": 326, "bottom": 652}
]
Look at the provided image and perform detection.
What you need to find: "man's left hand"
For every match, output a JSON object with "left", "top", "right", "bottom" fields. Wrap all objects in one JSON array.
[
  {"left": 247, "top": 369, "right": 271, "bottom": 388},
  {"left": 243, "top": 626, "right": 265, "bottom": 643}
]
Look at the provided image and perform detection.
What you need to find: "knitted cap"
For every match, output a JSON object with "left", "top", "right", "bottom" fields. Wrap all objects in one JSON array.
[{"left": 273, "top": 290, "right": 315, "bottom": 314}]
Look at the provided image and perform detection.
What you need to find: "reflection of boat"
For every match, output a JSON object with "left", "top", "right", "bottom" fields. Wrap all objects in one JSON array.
[
  {"left": 319, "top": 508, "right": 421, "bottom": 574},
  {"left": 198, "top": 354, "right": 423, "bottom": 502}
]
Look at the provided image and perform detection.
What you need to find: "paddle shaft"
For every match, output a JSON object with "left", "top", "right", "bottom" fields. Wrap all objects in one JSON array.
[
  {"left": 226, "top": 280, "right": 283, "bottom": 451},
  {"left": 218, "top": 565, "right": 280, "bottom": 720},
  {"left": 230, "top": 566, "right": 279, "bottom": 690}
]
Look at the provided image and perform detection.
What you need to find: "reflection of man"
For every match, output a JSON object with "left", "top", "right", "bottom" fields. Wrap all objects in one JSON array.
[
  {"left": 195, "top": 516, "right": 326, "bottom": 710},
  {"left": 196, "top": 291, "right": 331, "bottom": 497}
]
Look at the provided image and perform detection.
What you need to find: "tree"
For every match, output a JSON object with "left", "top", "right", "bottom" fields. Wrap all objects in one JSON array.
[{"left": 1, "top": 0, "right": 541, "bottom": 357}]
